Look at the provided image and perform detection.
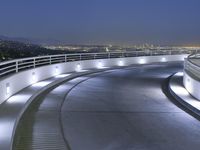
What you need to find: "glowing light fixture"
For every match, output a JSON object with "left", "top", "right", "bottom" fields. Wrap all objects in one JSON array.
[
  {"left": 118, "top": 60, "right": 124, "bottom": 66},
  {"left": 139, "top": 58, "right": 145, "bottom": 64},
  {"left": 161, "top": 57, "right": 166, "bottom": 62},
  {"left": 97, "top": 61, "right": 103, "bottom": 68},
  {"left": 76, "top": 63, "right": 81, "bottom": 72}
]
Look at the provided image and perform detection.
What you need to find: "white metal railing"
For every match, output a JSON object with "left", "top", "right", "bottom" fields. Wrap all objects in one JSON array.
[{"left": 0, "top": 50, "right": 197, "bottom": 78}]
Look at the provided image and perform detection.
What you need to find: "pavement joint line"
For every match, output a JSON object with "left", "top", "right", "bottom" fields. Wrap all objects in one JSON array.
[{"left": 61, "top": 110, "right": 184, "bottom": 114}]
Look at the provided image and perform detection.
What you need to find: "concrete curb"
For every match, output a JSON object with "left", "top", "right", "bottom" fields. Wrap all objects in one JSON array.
[{"left": 168, "top": 73, "right": 200, "bottom": 117}]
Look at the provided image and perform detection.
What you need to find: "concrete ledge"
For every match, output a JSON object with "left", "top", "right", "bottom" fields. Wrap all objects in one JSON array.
[
  {"left": 183, "top": 70, "right": 200, "bottom": 100},
  {"left": 0, "top": 55, "right": 187, "bottom": 105},
  {"left": 169, "top": 72, "right": 200, "bottom": 116}
]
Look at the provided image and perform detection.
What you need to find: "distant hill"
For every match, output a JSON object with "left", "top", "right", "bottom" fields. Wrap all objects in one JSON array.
[
  {"left": 0, "top": 35, "right": 34, "bottom": 44},
  {"left": 0, "top": 35, "right": 62, "bottom": 45},
  {"left": 0, "top": 40, "right": 67, "bottom": 61}
]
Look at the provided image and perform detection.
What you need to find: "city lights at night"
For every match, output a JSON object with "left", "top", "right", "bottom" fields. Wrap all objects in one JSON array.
[{"left": 0, "top": 1, "right": 200, "bottom": 150}]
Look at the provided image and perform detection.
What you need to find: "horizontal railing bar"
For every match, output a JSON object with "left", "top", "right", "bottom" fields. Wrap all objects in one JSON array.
[
  {"left": 0, "top": 68, "right": 16, "bottom": 76},
  {"left": 0, "top": 65, "right": 16, "bottom": 71},
  {"left": 18, "top": 61, "right": 34, "bottom": 66},
  {"left": 35, "top": 59, "right": 50, "bottom": 63},
  {"left": 50, "top": 60, "right": 65, "bottom": 64},
  {"left": 35, "top": 62, "right": 50, "bottom": 66},
  {"left": 18, "top": 65, "right": 34, "bottom": 70}
]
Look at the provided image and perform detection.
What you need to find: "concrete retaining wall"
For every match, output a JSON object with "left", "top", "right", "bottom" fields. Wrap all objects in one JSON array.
[
  {"left": 183, "top": 71, "right": 200, "bottom": 100},
  {"left": 0, "top": 55, "right": 187, "bottom": 104}
]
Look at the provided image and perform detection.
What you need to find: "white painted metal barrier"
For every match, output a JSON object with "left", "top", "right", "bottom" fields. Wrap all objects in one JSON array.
[{"left": 0, "top": 50, "right": 194, "bottom": 77}]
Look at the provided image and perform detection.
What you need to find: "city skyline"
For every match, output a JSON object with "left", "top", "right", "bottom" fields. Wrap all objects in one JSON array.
[{"left": 0, "top": 0, "right": 200, "bottom": 46}]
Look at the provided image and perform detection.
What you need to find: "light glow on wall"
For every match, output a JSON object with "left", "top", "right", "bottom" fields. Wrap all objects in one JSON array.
[
  {"left": 6, "top": 83, "right": 10, "bottom": 95},
  {"left": 139, "top": 58, "right": 145, "bottom": 64},
  {"left": 55, "top": 66, "right": 59, "bottom": 75},
  {"left": 184, "top": 75, "right": 194, "bottom": 95},
  {"left": 97, "top": 61, "right": 103, "bottom": 68},
  {"left": 118, "top": 60, "right": 124, "bottom": 66},
  {"left": 161, "top": 57, "right": 166, "bottom": 62},
  {"left": 76, "top": 63, "right": 82, "bottom": 72},
  {"left": 32, "top": 72, "right": 36, "bottom": 83}
]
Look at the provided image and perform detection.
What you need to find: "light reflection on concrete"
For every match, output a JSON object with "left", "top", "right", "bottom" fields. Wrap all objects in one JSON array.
[
  {"left": 7, "top": 94, "right": 32, "bottom": 104},
  {"left": 170, "top": 72, "right": 200, "bottom": 111},
  {"left": 32, "top": 81, "right": 52, "bottom": 88},
  {"left": 55, "top": 74, "right": 71, "bottom": 78}
]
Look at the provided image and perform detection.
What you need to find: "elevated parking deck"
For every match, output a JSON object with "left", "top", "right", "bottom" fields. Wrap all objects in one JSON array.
[
  {"left": 0, "top": 52, "right": 199, "bottom": 150},
  {"left": 11, "top": 63, "right": 200, "bottom": 150}
]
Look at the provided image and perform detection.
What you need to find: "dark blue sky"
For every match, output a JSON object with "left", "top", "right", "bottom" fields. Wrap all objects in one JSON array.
[{"left": 0, "top": 0, "right": 200, "bottom": 45}]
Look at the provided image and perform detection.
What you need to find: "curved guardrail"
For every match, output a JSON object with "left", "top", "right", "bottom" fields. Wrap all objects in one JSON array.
[{"left": 0, "top": 49, "right": 197, "bottom": 78}]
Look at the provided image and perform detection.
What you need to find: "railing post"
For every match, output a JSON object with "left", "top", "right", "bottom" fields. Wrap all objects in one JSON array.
[
  {"left": 121, "top": 52, "right": 123, "bottom": 58},
  {"left": 65, "top": 54, "right": 67, "bottom": 62},
  {"left": 94, "top": 54, "right": 96, "bottom": 59},
  {"left": 80, "top": 54, "right": 82, "bottom": 61},
  {"left": 33, "top": 58, "right": 36, "bottom": 68},
  {"left": 50, "top": 56, "right": 52, "bottom": 64},
  {"left": 16, "top": 61, "right": 18, "bottom": 73},
  {"left": 108, "top": 53, "right": 110, "bottom": 59}
]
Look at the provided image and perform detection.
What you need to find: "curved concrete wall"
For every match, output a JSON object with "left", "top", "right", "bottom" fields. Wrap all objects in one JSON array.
[
  {"left": 183, "top": 71, "right": 200, "bottom": 100},
  {"left": 0, "top": 55, "right": 187, "bottom": 104}
]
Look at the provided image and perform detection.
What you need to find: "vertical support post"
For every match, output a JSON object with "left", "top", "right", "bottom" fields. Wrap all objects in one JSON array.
[
  {"left": 65, "top": 54, "right": 67, "bottom": 62},
  {"left": 108, "top": 53, "right": 110, "bottom": 59},
  {"left": 16, "top": 61, "right": 18, "bottom": 73},
  {"left": 50, "top": 56, "right": 52, "bottom": 64},
  {"left": 33, "top": 58, "right": 36, "bottom": 68}
]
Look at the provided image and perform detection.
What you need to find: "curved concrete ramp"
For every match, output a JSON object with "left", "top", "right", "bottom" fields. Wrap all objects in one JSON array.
[{"left": 15, "top": 62, "right": 200, "bottom": 150}]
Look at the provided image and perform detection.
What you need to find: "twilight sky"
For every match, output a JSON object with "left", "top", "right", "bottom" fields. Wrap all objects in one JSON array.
[{"left": 0, "top": 0, "right": 200, "bottom": 45}]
